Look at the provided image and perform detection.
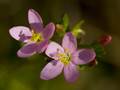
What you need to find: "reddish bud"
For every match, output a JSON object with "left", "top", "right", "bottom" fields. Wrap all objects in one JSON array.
[{"left": 99, "top": 35, "right": 112, "bottom": 46}]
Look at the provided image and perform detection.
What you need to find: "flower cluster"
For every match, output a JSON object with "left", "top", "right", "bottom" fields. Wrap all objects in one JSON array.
[{"left": 9, "top": 9, "right": 112, "bottom": 83}]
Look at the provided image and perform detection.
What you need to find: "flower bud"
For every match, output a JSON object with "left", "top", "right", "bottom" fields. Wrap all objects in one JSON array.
[{"left": 99, "top": 35, "right": 112, "bottom": 46}]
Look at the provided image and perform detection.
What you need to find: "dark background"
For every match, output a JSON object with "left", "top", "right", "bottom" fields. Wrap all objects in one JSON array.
[{"left": 0, "top": 0, "right": 120, "bottom": 90}]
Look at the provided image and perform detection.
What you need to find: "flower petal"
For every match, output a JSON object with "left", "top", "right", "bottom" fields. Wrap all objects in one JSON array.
[
  {"left": 36, "top": 40, "right": 49, "bottom": 53},
  {"left": 28, "top": 9, "right": 43, "bottom": 32},
  {"left": 9, "top": 26, "right": 32, "bottom": 42},
  {"left": 72, "top": 49, "right": 96, "bottom": 65},
  {"left": 30, "top": 23, "right": 43, "bottom": 33},
  {"left": 40, "top": 60, "right": 64, "bottom": 80},
  {"left": 64, "top": 62, "right": 79, "bottom": 83},
  {"left": 62, "top": 32, "right": 77, "bottom": 54},
  {"left": 42, "top": 23, "right": 55, "bottom": 39},
  {"left": 45, "top": 42, "right": 64, "bottom": 60},
  {"left": 17, "top": 43, "right": 37, "bottom": 58},
  {"left": 28, "top": 9, "right": 43, "bottom": 24}
]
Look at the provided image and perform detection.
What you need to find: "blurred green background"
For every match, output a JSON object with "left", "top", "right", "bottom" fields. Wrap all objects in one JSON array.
[{"left": 0, "top": 0, "right": 120, "bottom": 90}]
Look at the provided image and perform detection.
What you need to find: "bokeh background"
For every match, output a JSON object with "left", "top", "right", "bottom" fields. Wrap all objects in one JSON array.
[{"left": 0, "top": 0, "right": 120, "bottom": 90}]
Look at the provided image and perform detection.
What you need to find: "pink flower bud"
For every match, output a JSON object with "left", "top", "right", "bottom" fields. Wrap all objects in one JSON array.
[{"left": 99, "top": 35, "right": 112, "bottom": 46}]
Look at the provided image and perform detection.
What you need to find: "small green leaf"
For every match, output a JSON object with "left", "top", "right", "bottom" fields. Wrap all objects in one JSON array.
[
  {"left": 71, "top": 20, "right": 85, "bottom": 37},
  {"left": 62, "top": 14, "right": 69, "bottom": 31},
  {"left": 91, "top": 42, "right": 106, "bottom": 59}
]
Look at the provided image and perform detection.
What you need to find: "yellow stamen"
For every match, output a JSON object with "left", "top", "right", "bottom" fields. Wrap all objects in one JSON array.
[
  {"left": 30, "top": 31, "right": 43, "bottom": 42},
  {"left": 57, "top": 53, "right": 71, "bottom": 65}
]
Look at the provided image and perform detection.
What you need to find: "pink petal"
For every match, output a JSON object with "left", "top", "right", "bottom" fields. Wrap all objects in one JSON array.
[
  {"left": 36, "top": 40, "right": 49, "bottom": 53},
  {"left": 72, "top": 49, "right": 96, "bottom": 65},
  {"left": 64, "top": 62, "right": 79, "bottom": 83},
  {"left": 28, "top": 9, "right": 43, "bottom": 33},
  {"left": 62, "top": 32, "right": 77, "bottom": 54},
  {"left": 17, "top": 43, "right": 37, "bottom": 58},
  {"left": 28, "top": 9, "right": 43, "bottom": 24},
  {"left": 45, "top": 42, "right": 64, "bottom": 60},
  {"left": 9, "top": 26, "right": 32, "bottom": 42},
  {"left": 40, "top": 60, "right": 64, "bottom": 80},
  {"left": 42, "top": 23, "right": 55, "bottom": 39}
]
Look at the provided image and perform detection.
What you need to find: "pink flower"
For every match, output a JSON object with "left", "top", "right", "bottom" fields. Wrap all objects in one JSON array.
[
  {"left": 40, "top": 32, "right": 96, "bottom": 82},
  {"left": 9, "top": 9, "right": 55, "bottom": 58}
]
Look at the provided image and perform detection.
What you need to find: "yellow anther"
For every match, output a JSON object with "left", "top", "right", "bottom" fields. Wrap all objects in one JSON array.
[
  {"left": 31, "top": 31, "right": 43, "bottom": 42},
  {"left": 57, "top": 53, "right": 71, "bottom": 65}
]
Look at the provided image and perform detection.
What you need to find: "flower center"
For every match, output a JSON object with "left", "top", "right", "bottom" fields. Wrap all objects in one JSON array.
[
  {"left": 31, "top": 31, "right": 43, "bottom": 42},
  {"left": 57, "top": 53, "right": 71, "bottom": 65}
]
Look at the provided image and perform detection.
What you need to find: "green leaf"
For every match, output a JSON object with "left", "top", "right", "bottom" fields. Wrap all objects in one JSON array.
[
  {"left": 62, "top": 14, "right": 69, "bottom": 31},
  {"left": 71, "top": 20, "right": 85, "bottom": 37},
  {"left": 91, "top": 42, "right": 106, "bottom": 59}
]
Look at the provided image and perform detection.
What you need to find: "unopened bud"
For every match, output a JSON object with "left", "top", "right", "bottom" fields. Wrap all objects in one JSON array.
[
  {"left": 56, "top": 24, "right": 64, "bottom": 31},
  {"left": 99, "top": 35, "right": 112, "bottom": 46}
]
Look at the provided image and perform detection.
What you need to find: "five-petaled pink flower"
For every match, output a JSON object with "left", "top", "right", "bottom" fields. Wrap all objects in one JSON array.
[
  {"left": 9, "top": 9, "right": 55, "bottom": 58},
  {"left": 40, "top": 32, "right": 96, "bottom": 82}
]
